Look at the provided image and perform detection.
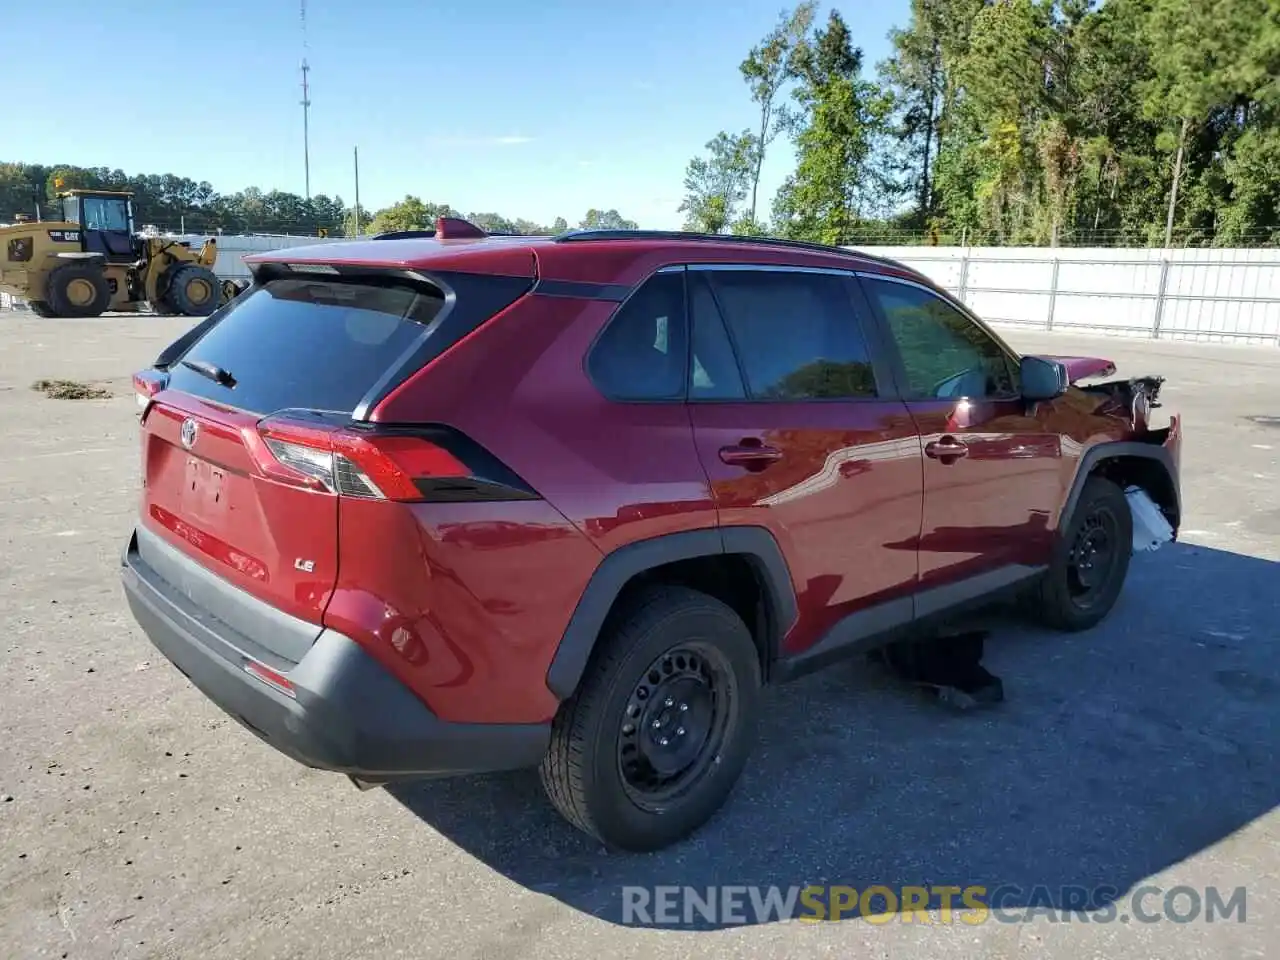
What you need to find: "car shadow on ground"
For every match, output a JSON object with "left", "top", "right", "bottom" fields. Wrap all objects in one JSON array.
[{"left": 389, "top": 541, "right": 1279, "bottom": 929}]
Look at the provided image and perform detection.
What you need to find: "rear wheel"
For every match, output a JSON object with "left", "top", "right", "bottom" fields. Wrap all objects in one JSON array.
[
  {"left": 539, "top": 585, "right": 761, "bottom": 852},
  {"left": 45, "top": 263, "right": 111, "bottom": 318},
  {"left": 165, "top": 264, "right": 221, "bottom": 317},
  {"left": 1029, "top": 475, "right": 1132, "bottom": 631}
]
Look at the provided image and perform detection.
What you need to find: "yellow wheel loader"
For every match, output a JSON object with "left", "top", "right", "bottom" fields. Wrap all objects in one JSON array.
[{"left": 0, "top": 190, "right": 246, "bottom": 319}]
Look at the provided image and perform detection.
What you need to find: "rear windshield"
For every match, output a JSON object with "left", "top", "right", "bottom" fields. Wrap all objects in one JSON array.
[{"left": 165, "top": 277, "right": 445, "bottom": 415}]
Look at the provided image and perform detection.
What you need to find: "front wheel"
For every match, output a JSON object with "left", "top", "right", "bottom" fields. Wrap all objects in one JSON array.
[
  {"left": 540, "top": 586, "right": 761, "bottom": 852},
  {"left": 1029, "top": 475, "right": 1133, "bottom": 631}
]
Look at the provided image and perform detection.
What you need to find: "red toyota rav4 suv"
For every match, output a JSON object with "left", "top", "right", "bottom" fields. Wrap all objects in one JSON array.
[{"left": 122, "top": 220, "right": 1181, "bottom": 852}]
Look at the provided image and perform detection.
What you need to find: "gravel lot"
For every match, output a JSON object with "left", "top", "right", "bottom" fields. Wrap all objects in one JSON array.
[{"left": 0, "top": 309, "right": 1277, "bottom": 959}]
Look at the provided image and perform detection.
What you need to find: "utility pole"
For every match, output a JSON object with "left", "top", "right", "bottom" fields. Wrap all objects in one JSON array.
[
  {"left": 301, "top": 61, "right": 311, "bottom": 200},
  {"left": 300, "top": 1, "right": 311, "bottom": 200},
  {"left": 353, "top": 146, "right": 361, "bottom": 236}
]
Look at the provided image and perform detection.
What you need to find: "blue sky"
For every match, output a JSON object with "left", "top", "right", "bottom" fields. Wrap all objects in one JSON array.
[{"left": 9, "top": 0, "right": 908, "bottom": 229}]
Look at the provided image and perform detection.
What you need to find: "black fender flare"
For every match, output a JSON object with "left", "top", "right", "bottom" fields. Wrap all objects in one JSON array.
[
  {"left": 1062, "top": 439, "right": 1180, "bottom": 530},
  {"left": 544, "top": 526, "right": 798, "bottom": 700}
]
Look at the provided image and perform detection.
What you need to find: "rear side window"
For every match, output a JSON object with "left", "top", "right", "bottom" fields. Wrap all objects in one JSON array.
[
  {"left": 702, "top": 270, "right": 878, "bottom": 400},
  {"left": 587, "top": 272, "right": 687, "bottom": 401},
  {"left": 164, "top": 273, "right": 530, "bottom": 415},
  {"left": 688, "top": 274, "right": 747, "bottom": 400}
]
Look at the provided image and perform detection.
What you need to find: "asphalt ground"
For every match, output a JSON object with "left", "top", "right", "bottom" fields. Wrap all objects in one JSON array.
[{"left": 0, "top": 309, "right": 1276, "bottom": 959}]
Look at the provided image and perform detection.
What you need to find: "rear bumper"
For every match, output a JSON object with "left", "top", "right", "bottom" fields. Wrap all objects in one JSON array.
[{"left": 120, "top": 529, "right": 549, "bottom": 779}]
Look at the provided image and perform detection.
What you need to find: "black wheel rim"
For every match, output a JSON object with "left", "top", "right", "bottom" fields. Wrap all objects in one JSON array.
[
  {"left": 1067, "top": 504, "right": 1121, "bottom": 609},
  {"left": 616, "top": 641, "right": 736, "bottom": 811}
]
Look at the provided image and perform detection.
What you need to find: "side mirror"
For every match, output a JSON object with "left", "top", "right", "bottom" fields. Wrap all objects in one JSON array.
[{"left": 1020, "top": 355, "right": 1069, "bottom": 401}]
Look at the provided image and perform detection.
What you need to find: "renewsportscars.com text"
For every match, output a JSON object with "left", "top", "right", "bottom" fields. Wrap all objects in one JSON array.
[{"left": 620, "top": 884, "right": 1247, "bottom": 926}]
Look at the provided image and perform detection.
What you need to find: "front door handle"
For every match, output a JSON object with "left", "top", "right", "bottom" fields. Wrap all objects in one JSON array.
[
  {"left": 924, "top": 437, "right": 969, "bottom": 463},
  {"left": 719, "top": 443, "right": 783, "bottom": 470}
]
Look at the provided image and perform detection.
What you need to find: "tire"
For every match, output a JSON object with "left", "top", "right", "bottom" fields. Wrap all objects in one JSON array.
[
  {"left": 1029, "top": 475, "right": 1133, "bottom": 631},
  {"left": 28, "top": 300, "right": 54, "bottom": 318},
  {"left": 45, "top": 263, "right": 111, "bottom": 318},
  {"left": 165, "top": 264, "right": 221, "bottom": 317},
  {"left": 221, "top": 279, "right": 247, "bottom": 303},
  {"left": 539, "top": 585, "right": 762, "bottom": 852}
]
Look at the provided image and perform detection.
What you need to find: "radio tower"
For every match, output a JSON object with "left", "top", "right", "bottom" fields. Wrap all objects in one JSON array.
[{"left": 300, "top": 0, "right": 312, "bottom": 200}]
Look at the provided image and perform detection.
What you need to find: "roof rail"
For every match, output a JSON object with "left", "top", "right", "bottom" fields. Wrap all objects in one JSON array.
[{"left": 552, "top": 228, "right": 898, "bottom": 263}]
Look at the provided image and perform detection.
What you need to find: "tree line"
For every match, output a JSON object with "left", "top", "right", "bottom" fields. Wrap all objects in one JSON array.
[
  {"left": 681, "top": 0, "right": 1280, "bottom": 247},
  {"left": 7, "top": 0, "right": 1277, "bottom": 249},
  {"left": 0, "top": 162, "right": 637, "bottom": 238}
]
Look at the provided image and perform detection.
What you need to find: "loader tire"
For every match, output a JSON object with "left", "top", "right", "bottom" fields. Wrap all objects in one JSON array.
[
  {"left": 46, "top": 263, "right": 111, "bottom": 318},
  {"left": 166, "top": 264, "right": 221, "bottom": 317},
  {"left": 221, "top": 279, "right": 247, "bottom": 304},
  {"left": 28, "top": 300, "right": 55, "bottom": 318}
]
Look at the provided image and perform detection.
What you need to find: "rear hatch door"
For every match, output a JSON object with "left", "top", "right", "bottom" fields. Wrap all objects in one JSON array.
[{"left": 136, "top": 274, "right": 453, "bottom": 645}]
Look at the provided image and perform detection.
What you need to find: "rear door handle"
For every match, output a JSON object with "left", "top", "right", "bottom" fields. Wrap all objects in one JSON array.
[
  {"left": 924, "top": 438, "right": 969, "bottom": 463},
  {"left": 719, "top": 443, "right": 783, "bottom": 469}
]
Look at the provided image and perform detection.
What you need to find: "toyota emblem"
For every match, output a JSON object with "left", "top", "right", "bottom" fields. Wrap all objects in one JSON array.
[{"left": 180, "top": 418, "right": 199, "bottom": 450}]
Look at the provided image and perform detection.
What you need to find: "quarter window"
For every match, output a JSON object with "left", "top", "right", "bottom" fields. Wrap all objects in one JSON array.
[
  {"left": 587, "top": 272, "right": 687, "bottom": 401},
  {"left": 699, "top": 270, "right": 878, "bottom": 400},
  {"left": 862, "top": 278, "right": 1018, "bottom": 399}
]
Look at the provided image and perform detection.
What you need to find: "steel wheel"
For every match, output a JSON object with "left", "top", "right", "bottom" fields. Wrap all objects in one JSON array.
[
  {"left": 617, "top": 641, "right": 736, "bottom": 810},
  {"left": 540, "top": 585, "right": 761, "bottom": 851},
  {"left": 1066, "top": 504, "right": 1121, "bottom": 609},
  {"left": 1029, "top": 475, "right": 1133, "bottom": 632}
]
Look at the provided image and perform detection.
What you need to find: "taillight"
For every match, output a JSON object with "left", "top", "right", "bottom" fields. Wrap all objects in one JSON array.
[
  {"left": 244, "top": 415, "right": 518, "bottom": 503},
  {"left": 132, "top": 369, "right": 168, "bottom": 415}
]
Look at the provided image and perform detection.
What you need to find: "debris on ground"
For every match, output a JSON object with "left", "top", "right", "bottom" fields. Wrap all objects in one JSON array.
[{"left": 30, "top": 379, "right": 112, "bottom": 400}]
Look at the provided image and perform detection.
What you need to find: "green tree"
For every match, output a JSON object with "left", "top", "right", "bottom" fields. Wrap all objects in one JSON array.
[
  {"left": 772, "top": 10, "right": 896, "bottom": 244},
  {"left": 365, "top": 196, "right": 456, "bottom": 234},
  {"left": 0, "top": 163, "right": 40, "bottom": 221},
  {"left": 1142, "top": 0, "right": 1280, "bottom": 245},
  {"left": 579, "top": 208, "right": 638, "bottom": 230},
  {"left": 468, "top": 212, "right": 516, "bottom": 233},
  {"left": 740, "top": 2, "right": 817, "bottom": 223},
  {"left": 679, "top": 130, "right": 756, "bottom": 233}
]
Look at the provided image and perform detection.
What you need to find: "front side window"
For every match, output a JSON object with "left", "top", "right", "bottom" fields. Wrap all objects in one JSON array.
[
  {"left": 862, "top": 278, "right": 1018, "bottom": 399},
  {"left": 700, "top": 269, "right": 878, "bottom": 400}
]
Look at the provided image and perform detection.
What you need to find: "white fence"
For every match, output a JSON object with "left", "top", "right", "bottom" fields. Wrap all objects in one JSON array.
[{"left": 851, "top": 245, "right": 1280, "bottom": 346}]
